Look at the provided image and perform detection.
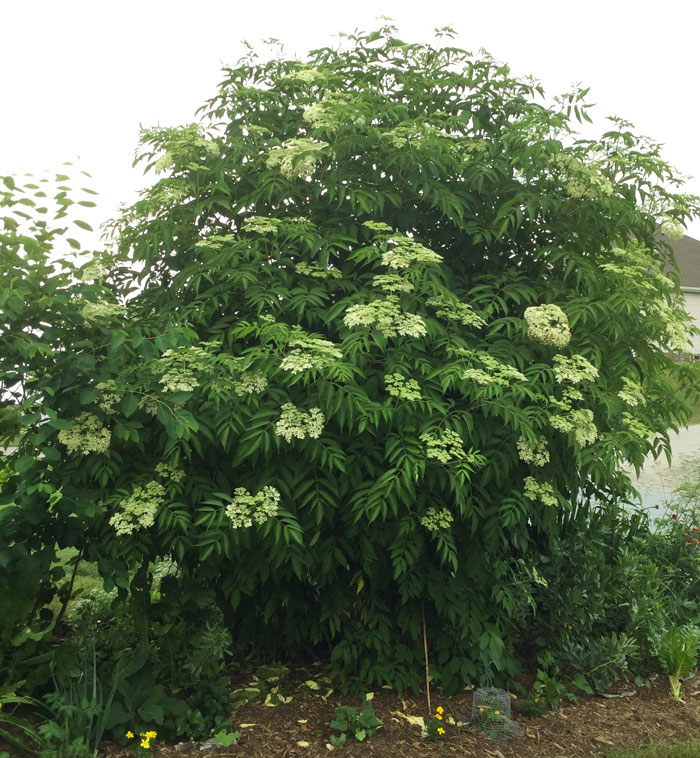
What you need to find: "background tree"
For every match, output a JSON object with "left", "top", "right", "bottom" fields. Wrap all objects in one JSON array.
[{"left": 2, "top": 23, "right": 700, "bottom": 693}]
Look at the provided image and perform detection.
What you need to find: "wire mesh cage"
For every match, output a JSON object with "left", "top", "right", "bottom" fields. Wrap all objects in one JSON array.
[{"left": 470, "top": 687, "right": 524, "bottom": 739}]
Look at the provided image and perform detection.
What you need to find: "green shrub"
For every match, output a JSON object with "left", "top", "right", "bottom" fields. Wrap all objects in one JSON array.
[{"left": 2, "top": 22, "right": 699, "bottom": 695}]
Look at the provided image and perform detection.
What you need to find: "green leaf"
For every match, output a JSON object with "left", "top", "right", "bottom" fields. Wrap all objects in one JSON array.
[
  {"left": 13, "top": 455, "right": 34, "bottom": 473},
  {"left": 121, "top": 394, "right": 140, "bottom": 417},
  {"left": 73, "top": 219, "right": 93, "bottom": 231}
]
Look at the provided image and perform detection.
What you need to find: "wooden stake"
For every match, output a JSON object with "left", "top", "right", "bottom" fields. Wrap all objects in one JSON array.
[{"left": 421, "top": 599, "right": 432, "bottom": 715}]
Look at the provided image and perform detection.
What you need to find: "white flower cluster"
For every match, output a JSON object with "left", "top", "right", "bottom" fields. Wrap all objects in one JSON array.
[
  {"left": 381, "top": 238, "right": 443, "bottom": 269},
  {"left": 343, "top": 296, "right": 427, "bottom": 338},
  {"left": 295, "top": 262, "right": 342, "bottom": 279},
  {"left": 553, "top": 154, "right": 614, "bottom": 200},
  {"left": 242, "top": 216, "right": 281, "bottom": 235},
  {"left": 285, "top": 67, "right": 325, "bottom": 83},
  {"left": 57, "top": 413, "right": 111, "bottom": 455},
  {"left": 524, "top": 304, "right": 571, "bottom": 348},
  {"left": 154, "top": 462, "right": 185, "bottom": 482},
  {"left": 420, "top": 429, "right": 466, "bottom": 463},
  {"left": 96, "top": 380, "right": 120, "bottom": 413},
  {"left": 550, "top": 408, "right": 597, "bottom": 447},
  {"left": 650, "top": 299, "right": 692, "bottom": 352},
  {"left": 517, "top": 436, "right": 550, "bottom": 466},
  {"left": 372, "top": 274, "right": 414, "bottom": 293},
  {"left": 385, "top": 373, "right": 422, "bottom": 401},
  {"left": 266, "top": 139, "right": 329, "bottom": 180},
  {"left": 275, "top": 403, "right": 325, "bottom": 442},
  {"left": 81, "top": 261, "right": 107, "bottom": 281},
  {"left": 233, "top": 371, "right": 268, "bottom": 397},
  {"left": 552, "top": 354, "right": 599, "bottom": 384},
  {"left": 660, "top": 217, "right": 684, "bottom": 241},
  {"left": 139, "top": 396, "right": 160, "bottom": 416},
  {"left": 618, "top": 377, "right": 645, "bottom": 407},
  {"left": 153, "top": 346, "right": 216, "bottom": 394},
  {"left": 426, "top": 296, "right": 486, "bottom": 328},
  {"left": 523, "top": 477, "right": 558, "bottom": 507},
  {"left": 109, "top": 480, "right": 166, "bottom": 536},
  {"left": 462, "top": 353, "right": 527, "bottom": 386},
  {"left": 225, "top": 486, "right": 281, "bottom": 529},
  {"left": 621, "top": 412, "right": 653, "bottom": 438},
  {"left": 420, "top": 507, "right": 454, "bottom": 531},
  {"left": 79, "top": 301, "right": 125, "bottom": 323},
  {"left": 303, "top": 97, "right": 365, "bottom": 131},
  {"left": 280, "top": 332, "right": 343, "bottom": 374}
]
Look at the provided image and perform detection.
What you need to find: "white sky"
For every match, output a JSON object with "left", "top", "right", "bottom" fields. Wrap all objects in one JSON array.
[{"left": 3, "top": 0, "right": 700, "bottom": 248}]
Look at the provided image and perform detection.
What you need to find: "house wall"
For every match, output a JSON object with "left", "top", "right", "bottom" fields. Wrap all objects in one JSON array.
[{"left": 682, "top": 290, "right": 700, "bottom": 355}]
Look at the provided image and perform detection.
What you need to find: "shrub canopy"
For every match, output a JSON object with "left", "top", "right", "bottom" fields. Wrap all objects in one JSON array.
[{"left": 2, "top": 23, "right": 700, "bottom": 692}]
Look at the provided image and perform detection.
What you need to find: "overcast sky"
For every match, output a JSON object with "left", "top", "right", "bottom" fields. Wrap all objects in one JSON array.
[{"left": 3, "top": 0, "right": 699, "bottom": 247}]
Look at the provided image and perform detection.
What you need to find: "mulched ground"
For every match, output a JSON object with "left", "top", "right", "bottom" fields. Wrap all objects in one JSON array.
[{"left": 98, "top": 668, "right": 700, "bottom": 758}]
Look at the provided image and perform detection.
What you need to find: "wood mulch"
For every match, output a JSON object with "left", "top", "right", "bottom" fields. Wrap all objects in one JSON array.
[{"left": 99, "top": 668, "right": 700, "bottom": 758}]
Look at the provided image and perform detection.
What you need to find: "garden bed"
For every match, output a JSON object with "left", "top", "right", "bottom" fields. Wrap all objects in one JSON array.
[{"left": 99, "top": 670, "right": 700, "bottom": 758}]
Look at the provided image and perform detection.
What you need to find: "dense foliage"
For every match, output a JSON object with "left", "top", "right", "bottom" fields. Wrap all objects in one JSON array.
[{"left": 3, "top": 22, "right": 700, "bottom": 716}]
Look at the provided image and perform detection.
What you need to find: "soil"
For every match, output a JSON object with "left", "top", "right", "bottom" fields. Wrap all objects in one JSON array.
[{"left": 99, "top": 669, "right": 700, "bottom": 758}]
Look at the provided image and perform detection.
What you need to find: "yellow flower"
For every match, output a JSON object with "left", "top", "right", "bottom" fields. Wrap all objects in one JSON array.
[
  {"left": 140, "top": 739, "right": 150, "bottom": 749},
  {"left": 435, "top": 713, "right": 443, "bottom": 720},
  {"left": 126, "top": 731, "right": 134, "bottom": 739},
  {"left": 479, "top": 707, "right": 484, "bottom": 712},
  {"left": 436, "top": 706, "right": 444, "bottom": 714},
  {"left": 437, "top": 727, "right": 445, "bottom": 735},
  {"left": 567, "top": 624, "right": 573, "bottom": 631},
  {"left": 145, "top": 731, "right": 157, "bottom": 739},
  {"left": 495, "top": 710, "right": 500, "bottom": 715},
  {"left": 534, "top": 698, "right": 539, "bottom": 703}
]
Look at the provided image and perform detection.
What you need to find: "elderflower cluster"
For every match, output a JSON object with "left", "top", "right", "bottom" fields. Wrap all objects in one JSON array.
[
  {"left": 524, "top": 304, "right": 571, "bottom": 348},
  {"left": 275, "top": 403, "right": 325, "bottom": 442},
  {"left": 57, "top": 413, "right": 111, "bottom": 455},
  {"left": 420, "top": 429, "right": 466, "bottom": 463},
  {"left": 79, "top": 301, "right": 125, "bottom": 323},
  {"left": 242, "top": 216, "right": 281, "bottom": 235},
  {"left": 552, "top": 153, "right": 614, "bottom": 200},
  {"left": 621, "top": 412, "right": 653, "bottom": 438},
  {"left": 139, "top": 396, "right": 160, "bottom": 416},
  {"left": 650, "top": 299, "right": 692, "bottom": 352},
  {"left": 233, "top": 371, "right": 268, "bottom": 397},
  {"left": 420, "top": 507, "right": 454, "bottom": 531},
  {"left": 81, "top": 261, "right": 107, "bottom": 281},
  {"left": 96, "top": 380, "right": 120, "bottom": 413},
  {"left": 303, "top": 97, "right": 365, "bottom": 131},
  {"left": 523, "top": 477, "right": 558, "bottom": 507},
  {"left": 517, "top": 436, "right": 550, "bottom": 467},
  {"left": 280, "top": 332, "right": 343, "bottom": 374},
  {"left": 550, "top": 408, "right": 598, "bottom": 447},
  {"left": 618, "top": 377, "right": 645, "bottom": 407},
  {"left": 225, "top": 486, "right": 281, "bottom": 529},
  {"left": 385, "top": 373, "right": 422, "bottom": 401},
  {"left": 426, "top": 296, "right": 486, "bottom": 328},
  {"left": 109, "top": 480, "right": 166, "bottom": 536},
  {"left": 266, "top": 139, "right": 329, "bottom": 179},
  {"left": 295, "top": 262, "right": 342, "bottom": 279},
  {"left": 381, "top": 238, "right": 443, "bottom": 269},
  {"left": 552, "top": 354, "right": 599, "bottom": 384},
  {"left": 343, "top": 296, "right": 427, "bottom": 338},
  {"left": 154, "top": 462, "right": 185, "bottom": 482},
  {"left": 462, "top": 353, "right": 527, "bottom": 386},
  {"left": 372, "top": 274, "right": 414, "bottom": 293},
  {"left": 285, "top": 67, "right": 326, "bottom": 83},
  {"left": 152, "top": 346, "right": 216, "bottom": 394},
  {"left": 660, "top": 217, "right": 684, "bottom": 241}
]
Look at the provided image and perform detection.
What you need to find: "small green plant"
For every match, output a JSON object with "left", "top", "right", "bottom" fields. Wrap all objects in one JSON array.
[
  {"left": 651, "top": 626, "right": 698, "bottom": 701},
  {"left": 473, "top": 703, "right": 509, "bottom": 739},
  {"left": 518, "top": 695, "right": 547, "bottom": 718},
  {"left": 531, "top": 652, "right": 579, "bottom": 710},
  {"left": 125, "top": 729, "right": 157, "bottom": 755},
  {"left": 425, "top": 705, "right": 446, "bottom": 742},
  {"left": 0, "top": 690, "right": 43, "bottom": 755},
  {"left": 212, "top": 728, "right": 241, "bottom": 747},
  {"left": 329, "top": 696, "right": 382, "bottom": 747}
]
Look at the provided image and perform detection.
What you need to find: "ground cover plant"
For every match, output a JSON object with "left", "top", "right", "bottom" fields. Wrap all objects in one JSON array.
[{"left": 3, "top": 21, "right": 700, "bottom": 755}]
